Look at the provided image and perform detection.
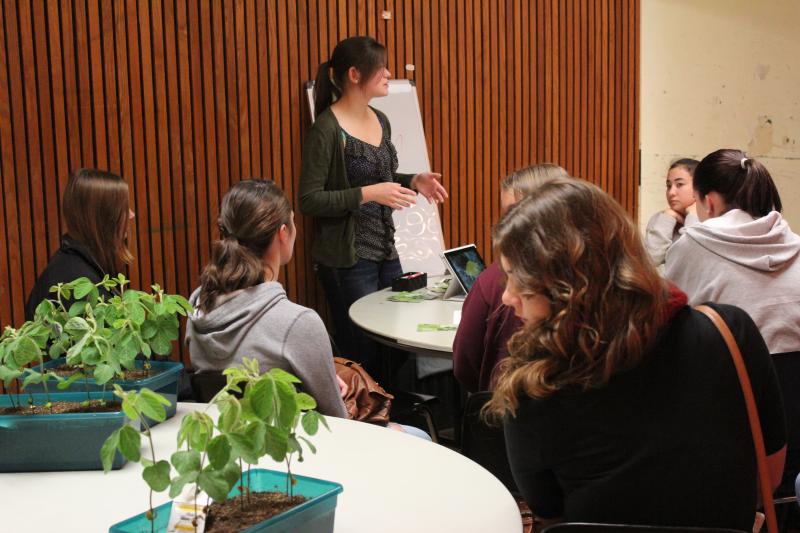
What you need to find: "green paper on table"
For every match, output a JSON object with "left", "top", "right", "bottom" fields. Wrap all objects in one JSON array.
[
  {"left": 417, "top": 323, "right": 458, "bottom": 332},
  {"left": 387, "top": 291, "right": 425, "bottom": 303}
]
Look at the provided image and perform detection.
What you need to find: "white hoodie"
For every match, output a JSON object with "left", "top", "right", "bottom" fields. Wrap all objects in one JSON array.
[{"left": 665, "top": 209, "right": 800, "bottom": 354}]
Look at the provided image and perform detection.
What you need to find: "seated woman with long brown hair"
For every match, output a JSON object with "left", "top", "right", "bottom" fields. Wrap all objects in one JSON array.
[
  {"left": 485, "top": 178, "right": 786, "bottom": 529},
  {"left": 25, "top": 168, "right": 134, "bottom": 320}
]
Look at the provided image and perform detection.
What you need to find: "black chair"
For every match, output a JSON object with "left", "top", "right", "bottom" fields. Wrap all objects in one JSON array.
[
  {"left": 459, "top": 391, "right": 518, "bottom": 493},
  {"left": 190, "top": 370, "right": 227, "bottom": 403},
  {"left": 542, "top": 524, "right": 747, "bottom": 533}
]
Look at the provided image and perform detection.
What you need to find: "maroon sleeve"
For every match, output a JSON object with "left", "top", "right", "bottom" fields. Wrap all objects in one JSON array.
[{"left": 453, "top": 270, "right": 493, "bottom": 393}]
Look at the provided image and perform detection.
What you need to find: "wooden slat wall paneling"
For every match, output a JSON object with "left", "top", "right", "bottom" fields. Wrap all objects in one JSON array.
[{"left": 0, "top": 0, "right": 640, "bottom": 356}]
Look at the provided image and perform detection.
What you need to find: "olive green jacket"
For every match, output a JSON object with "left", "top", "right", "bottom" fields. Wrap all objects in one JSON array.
[{"left": 299, "top": 107, "right": 414, "bottom": 268}]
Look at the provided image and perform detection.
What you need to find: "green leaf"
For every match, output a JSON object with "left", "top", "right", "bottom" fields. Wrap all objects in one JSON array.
[
  {"left": 142, "top": 460, "right": 171, "bottom": 492},
  {"left": 140, "top": 320, "right": 158, "bottom": 340},
  {"left": 217, "top": 395, "right": 242, "bottom": 433},
  {"left": 221, "top": 460, "right": 241, "bottom": 489},
  {"left": 0, "top": 366, "right": 22, "bottom": 388},
  {"left": 138, "top": 388, "right": 169, "bottom": 422},
  {"left": 68, "top": 301, "right": 87, "bottom": 318},
  {"left": 127, "top": 301, "right": 146, "bottom": 326},
  {"left": 301, "top": 410, "right": 320, "bottom": 436},
  {"left": 227, "top": 432, "right": 259, "bottom": 464},
  {"left": 169, "top": 470, "right": 199, "bottom": 498},
  {"left": 246, "top": 378, "right": 275, "bottom": 420},
  {"left": 121, "top": 395, "right": 141, "bottom": 422},
  {"left": 275, "top": 381, "right": 298, "bottom": 430},
  {"left": 117, "top": 425, "right": 142, "bottom": 462},
  {"left": 178, "top": 412, "right": 213, "bottom": 451},
  {"left": 295, "top": 392, "right": 317, "bottom": 411},
  {"left": 56, "top": 371, "right": 85, "bottom": 391},
  {"left": 93, "top": 364, "right": 115, "bottom": 385},
  {"left": 34, "top": 298, "right": 55, "bottom": 319},
  {"left": 198, "top": 468, "right": 232, "bottom": 502},
  {"left": 263, "top": 425, "right": 289, "bottom": 462},
  {"left": 268, "top": 367, "right": 302, "bottom": 384},
  {"left": 65, "top": 334, "right": 89, "bottom": 366},
  {"left": 64, "top": 317, "right": 91, "bottom": 335},
  {"left": 207, "top": 435, "right": 231, "bottom": 470},
  {"left": 73, "top": 278, "right": 96, "bottom": 300},
  {"left": 170, "top": 449, "right": 201, "bottom": 475},
  {"left": 22, "top": 371, "right": 45, "bottom": 388},
  {"left": 12, "top": 337, "right": 40, "bottom": 367},
  {"left": 298, "top": 435, "right": 317, "bottom": 455},
  {"left": 100, "top": 428, "right": 121, "bottom": 472}
]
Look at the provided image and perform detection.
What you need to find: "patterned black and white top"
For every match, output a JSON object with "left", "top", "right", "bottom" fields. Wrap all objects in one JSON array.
[{"left": 342, "top": 114, "right": 401, "bottom": 262}]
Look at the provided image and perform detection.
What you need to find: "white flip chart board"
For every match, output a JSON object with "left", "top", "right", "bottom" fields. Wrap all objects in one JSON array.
[{"left": 305, "top": 79, "right": 447, "bottom": 275}]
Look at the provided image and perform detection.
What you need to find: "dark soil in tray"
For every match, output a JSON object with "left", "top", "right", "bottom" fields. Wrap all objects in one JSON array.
[
  {"left": 205, "top": 491, "right": 307, "bottom": 533},
  {"left": 0, "top": 399, "right": 122, "bottom": 415},
  {"left": 51, "top": 364, "right": 153, "bottom": 381}
]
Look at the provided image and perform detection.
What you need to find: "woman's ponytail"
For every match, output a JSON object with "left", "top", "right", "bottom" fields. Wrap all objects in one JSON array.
[
  {"left": 313, "top": 60, "right": 339, "bottom": 118},
  {"left": 197, "top": 236, "right": 265, "bottom": 313},
  {"left": 734, "top": 157, "right": 782, "bottom": 217},
  {"left": 197, "top": 180, "right": 292, "bottom": 313},
  {"left": 693, "top": 149, "right": 782, "bottom": 218}
]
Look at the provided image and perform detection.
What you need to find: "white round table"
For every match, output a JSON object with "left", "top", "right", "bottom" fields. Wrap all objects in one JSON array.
[
  {"left": 0, "top": 403, "right": 522, "bottom": 533},
  {"left": 348, "top": 276, "right": 463, "bottom": 358}
]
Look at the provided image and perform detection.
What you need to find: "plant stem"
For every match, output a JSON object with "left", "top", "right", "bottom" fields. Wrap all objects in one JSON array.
[
  {"left": 239, "top": 459, "right": 244, "bottom": 512},
  {"left": 39, "top": 359, "right": 51, "bottom": 405},
  {"left": 141, "top": 416, "right": 156, "bottom": 533}
]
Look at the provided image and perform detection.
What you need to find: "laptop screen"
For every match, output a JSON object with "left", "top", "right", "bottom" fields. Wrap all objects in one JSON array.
[{"left": 442, "top": 244, "right": 486, "bottom": 293}]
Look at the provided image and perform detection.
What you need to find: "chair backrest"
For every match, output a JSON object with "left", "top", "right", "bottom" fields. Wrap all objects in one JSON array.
[
  {"left": 459, "top": 391, "right": 518, "bottom": 494},
  {"left": 542, "top": 523, "right": 747, "bottom": 533},
  {"left": 190, "top": 371, "right": 227, "bottom": 403}
]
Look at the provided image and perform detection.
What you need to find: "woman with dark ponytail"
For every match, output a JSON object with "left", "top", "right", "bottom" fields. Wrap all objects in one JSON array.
[
  {"left": 300, "top": 36, "right": 448, "bottom": 375},
  {"left": 186, "top": 179, "right": 347, "bottom": 418},
  {"left": 666, "top": 148, "right": 800, "bottom": 494}
]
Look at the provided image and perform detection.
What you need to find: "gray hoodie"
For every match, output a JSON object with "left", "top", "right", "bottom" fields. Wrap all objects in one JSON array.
[
  {"left": 665, "top": 209, "right": 800, "bottom": 354},
  {"left": 186, "top": 282, "right": 347, "bottom": 418}
]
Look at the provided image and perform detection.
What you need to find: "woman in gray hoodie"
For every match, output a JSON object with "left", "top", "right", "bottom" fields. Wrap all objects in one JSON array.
[
  {"left": 665, "top": 149, "right": 800, "bottom": 494},
  {"left": 185, "top": 179, "right": 347, "bottom": 418}
]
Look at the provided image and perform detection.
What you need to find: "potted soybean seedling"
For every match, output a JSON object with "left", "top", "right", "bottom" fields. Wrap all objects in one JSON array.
[
  {"left": 26, "top": 274, "right": 191, "bottom": 426},
  {"left": 106, "top": 358, "right": 343, "bottom": 533},
  {"left": 0, "top": 317, "right": 132, "bottom": 472}
]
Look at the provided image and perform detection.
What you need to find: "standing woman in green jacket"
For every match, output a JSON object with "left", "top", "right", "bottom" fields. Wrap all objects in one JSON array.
[{"left": 300, "top": 36, "right": 447, "bottom": 377}]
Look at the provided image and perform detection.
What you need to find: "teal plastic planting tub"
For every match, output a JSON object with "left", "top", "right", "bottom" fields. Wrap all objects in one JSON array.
[
  {"left": 0, "top": 391, "right": 130, "bottom": 472},
  {"left": 109, "top": 469, "right": 343, "bottom": 533}
]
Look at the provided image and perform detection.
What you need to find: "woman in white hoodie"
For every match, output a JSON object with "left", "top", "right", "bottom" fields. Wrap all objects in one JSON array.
[
  {"left": 643, "top": 158, "right": 699, "bottom": 269},
  {"left": 665, "top": 148, "right": 800, "bottom": 493}
]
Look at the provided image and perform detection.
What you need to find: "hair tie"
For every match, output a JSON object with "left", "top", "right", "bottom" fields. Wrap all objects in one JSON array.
[
  {"left": 740, "top": 157, "right": 748, "bottom": 170},
  {"left": 218, "top": 223, "right": 235, "bottom": 241}
]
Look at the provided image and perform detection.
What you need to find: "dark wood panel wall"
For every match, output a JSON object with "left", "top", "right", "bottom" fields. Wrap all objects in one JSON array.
[{"left": 0, "top": 0, "right": 640, "bottom": 359}]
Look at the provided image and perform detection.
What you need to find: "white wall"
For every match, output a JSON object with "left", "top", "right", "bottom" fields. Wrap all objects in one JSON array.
[{"left": 640, "top": 0, "right": 800, "bottom": 230}]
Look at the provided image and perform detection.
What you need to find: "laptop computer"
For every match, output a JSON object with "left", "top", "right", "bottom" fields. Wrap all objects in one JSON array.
[{"left": 440, "top": 244, "right": 487, "bottom": 301}]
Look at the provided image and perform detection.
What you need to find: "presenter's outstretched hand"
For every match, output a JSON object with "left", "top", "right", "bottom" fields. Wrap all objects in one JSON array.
[
  {"left": 362, "top": 182, "right": 417, "bottom": 210},
  {"left": 411, "top": 172, "right": 448, "bottom": 204}
]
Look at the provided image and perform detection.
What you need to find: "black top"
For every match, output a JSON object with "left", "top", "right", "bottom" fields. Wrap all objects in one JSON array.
[
  {"left": 24, "top": 235, "right": 112, "bottom": 321},
  {"left": 504, "top": 304, "right": 786, "bottom": 530},
  {"left": 342, "top": 113, "right": 400, "bottom": 262}
]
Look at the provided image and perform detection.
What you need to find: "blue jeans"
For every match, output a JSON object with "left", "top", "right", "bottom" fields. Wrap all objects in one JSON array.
[{"left": 316, "top": 258, "right": 403, "bottom": 380}]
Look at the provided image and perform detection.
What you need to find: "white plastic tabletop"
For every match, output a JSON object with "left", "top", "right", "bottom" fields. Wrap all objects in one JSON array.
[
  {"left": 0, "top": 402, "right": 522, "bottom": 533},
  {"left": 348, "top": 276, "right": 463, "bottom": 355}
]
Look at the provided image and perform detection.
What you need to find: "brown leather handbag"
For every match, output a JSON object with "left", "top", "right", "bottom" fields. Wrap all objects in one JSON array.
[
  {"left": 333, "top": 357, "right": 394, "bottom": 425},
  {"left": 695, "top": 305, "right": 778, "bottom": 533}
]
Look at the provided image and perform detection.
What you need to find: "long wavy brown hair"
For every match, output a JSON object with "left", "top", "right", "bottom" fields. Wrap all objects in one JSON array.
[{"left": 484, "top": 179, "right": 669, "bottom": 419}]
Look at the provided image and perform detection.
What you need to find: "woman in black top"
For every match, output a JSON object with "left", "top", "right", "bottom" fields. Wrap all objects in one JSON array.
[
  {"left": 485, "top": 178, "right": 786, "bottom": 530},
  {"left": 300, "top": 36, "right": 447, "bottom": 376},
  {"left": 25, "top": 168, "right": 134, "bottom": 319}
]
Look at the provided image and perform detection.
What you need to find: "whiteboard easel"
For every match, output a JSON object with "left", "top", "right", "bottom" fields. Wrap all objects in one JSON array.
[{"left": 305, "top": 80, "right": 447, "bottom": 276}]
